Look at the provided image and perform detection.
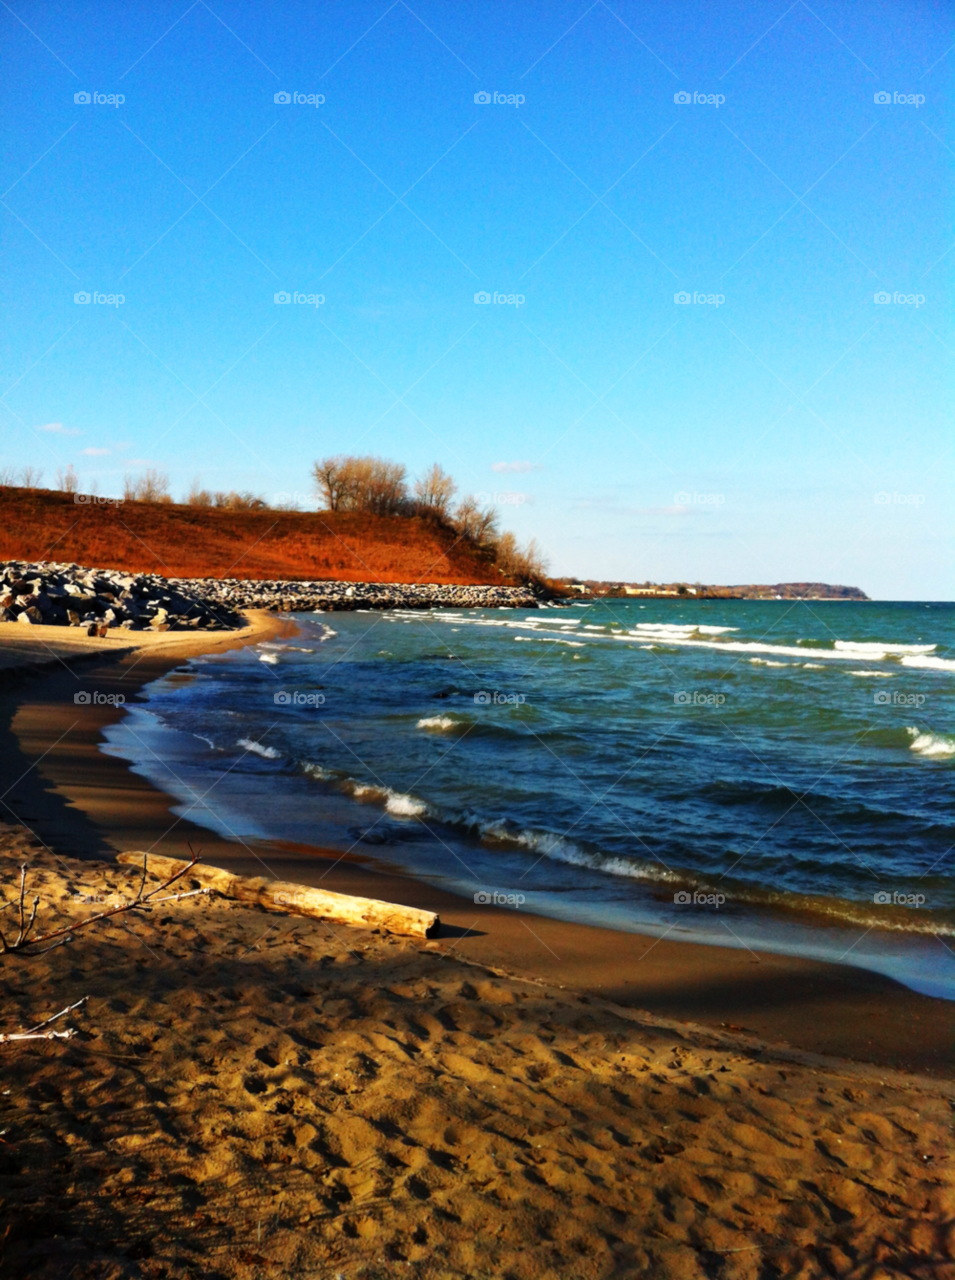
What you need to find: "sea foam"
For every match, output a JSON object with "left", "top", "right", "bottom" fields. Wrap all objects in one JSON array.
[
  {"left": 417, "top": 715, "right": 461, "bottom": 732},
  {"left": 238, "top": 738, "right": 282, "bottom": 759},
  {"left": 907, "top": 728, "right": 955, "bottom": 757}
]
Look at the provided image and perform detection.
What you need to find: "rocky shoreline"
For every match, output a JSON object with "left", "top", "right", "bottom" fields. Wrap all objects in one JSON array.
[{"left": 0, "top": 561, "right": 540, "bottom": 633}]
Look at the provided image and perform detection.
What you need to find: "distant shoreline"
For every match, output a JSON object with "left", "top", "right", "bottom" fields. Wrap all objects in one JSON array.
[{"left": 558, "top": 580, "right": 870, "bottom": 601}]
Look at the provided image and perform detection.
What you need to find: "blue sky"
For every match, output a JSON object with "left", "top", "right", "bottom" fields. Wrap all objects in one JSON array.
[{"left": 1, "top": 0, "right": 951, "bottom": 598}]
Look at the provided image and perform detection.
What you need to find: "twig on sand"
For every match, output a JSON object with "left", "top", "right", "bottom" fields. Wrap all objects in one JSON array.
[
  {"left": 0, "top": 846, "right": 206, "bottom": 1049},
  {"left": 0, "top": 996, "right": 89, "bottom": 1044},
  {"left": 0, "top": 846, "right": 205, "bottom": 956}
]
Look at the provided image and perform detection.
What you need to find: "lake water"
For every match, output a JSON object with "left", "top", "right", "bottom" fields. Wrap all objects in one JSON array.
[{"left": 102, "top": 599, "right": 955, "bottom": 999}]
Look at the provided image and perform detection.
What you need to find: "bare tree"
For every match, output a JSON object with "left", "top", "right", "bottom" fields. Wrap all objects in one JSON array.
[
  {"left": 186, "top": 477, "right": 213, "bottom": 506},
  {"left": 454, "top": 495, "right": 499, "bottom": 545},
  {"left": 124, "top": 469, "right": 171, "bottom": 502},
  {"left": 492, "top": 532, "right": 548, "bottom": 584},
  {"left": 212, "top": 490, "right": 268, "bottom": 510},
  {"left": 312, "top": 455, "right": 408, "bottom": 515},
  {"left": 414, "top": 463, "right": 457, "bottom": 520},
  {"left": 312, "top": 456, "right": 350, "bottom": 511},
  {"left": 19, "top": 466, "right": 43, "bottom": 488},
  {"left": 361, "top": 458, "right": 407, "bottom": 515},
  {"left": 308, "top": 455, "right": 544, "bottom": 582},
  {"left": 520, "top": 537, "right": 548, "bottom": 581},
  {"left": 56, "top": 464, "right": 79, "bottom": 494},
  {"left": 0, "top": 465, "right": 18, "bottom": 486},
  {"left": 137, "top": 468, "right": 170, "bottom": 502}
]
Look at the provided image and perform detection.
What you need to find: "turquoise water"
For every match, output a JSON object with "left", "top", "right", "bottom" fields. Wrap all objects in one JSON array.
[{"left": 102, "top": 599, "right": 955, "bottom": 998}]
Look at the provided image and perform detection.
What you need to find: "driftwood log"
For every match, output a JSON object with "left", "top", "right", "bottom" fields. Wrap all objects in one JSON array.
[{"left": 115, "top": 852, "right": 440, "bottom": 939}]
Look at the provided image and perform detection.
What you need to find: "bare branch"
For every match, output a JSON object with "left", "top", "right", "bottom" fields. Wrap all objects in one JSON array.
[
  {"left": 26, "top": 996, "right": 88, "bottom": 1035},
  {"left": 0, "top": 996, "right": 88, "bottom": 1044},
  {"left": 0, "top": 1028, "right": 78, "bottom": 1044},
  {"left": 0, "top": 848, "right": 205, "bottom": 956}
]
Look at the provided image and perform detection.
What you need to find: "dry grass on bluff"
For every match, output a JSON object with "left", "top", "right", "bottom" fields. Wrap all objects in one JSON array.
[{"left": 0, "top": 488, "right": 506, "bottom": 585}]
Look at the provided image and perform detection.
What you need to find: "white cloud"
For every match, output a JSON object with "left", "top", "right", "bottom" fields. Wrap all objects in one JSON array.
[
  {"left": 82, "top": 447, "right": 111, "bottom": 456},
  {"left": 492, "top": 460, "right": 537, "bottom": 473},
  {"left": 37, "top": 422, "right": 80, "bottom": 436}
]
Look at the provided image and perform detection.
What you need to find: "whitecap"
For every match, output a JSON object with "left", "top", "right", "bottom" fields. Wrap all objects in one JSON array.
[
  {"left": 835, "top": 641, "right": 935, "bottom": 655},
  {"left": 849, "top": 670, "right": 894, "bottom": 678},
  {"left": 351, "top": 782, "right": 428, "bottom": 817},
  {"left": 258, "top": 653, "right": 279, "bottom": 665},
  {"left": 907, "top": 727, "right": 955, "bottom": 757},
  {"left": 901, "top": 655, "right": 955, "bottom": 672},
  {"left": 514, "top": 636, "right": 584, "bottom": 646},
  {"left": 750, "top": 658, "right": 790, "bottom": 667},
  {"left": 238, "top": 738, "right": 281, "bottom": 760},
  {"left": 417, "top": 715, "right": 461, "bottom": 732},
  {"left": 385, "top": 792, "right": 427, "bottom": 816},
  {"left": 603, "top": 633, "right": 944, "bottom": 665},
  {"left": 301, "top": 761, "right": 334, "bottom": 780},
  {"left": 479, "top": 822, "right": 680, "bottom": 884}
]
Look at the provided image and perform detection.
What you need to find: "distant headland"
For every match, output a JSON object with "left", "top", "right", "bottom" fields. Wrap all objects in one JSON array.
[{"left": 556, "top": 581, "right": 870, "bottom": 601}]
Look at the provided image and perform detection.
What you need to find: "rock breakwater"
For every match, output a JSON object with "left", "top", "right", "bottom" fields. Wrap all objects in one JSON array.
[
  {"left": 169, "top": 576, "right": 540, "bottom": 615},
  {"left": 0, "top": 562, "right": 539, "bottom": 632}
]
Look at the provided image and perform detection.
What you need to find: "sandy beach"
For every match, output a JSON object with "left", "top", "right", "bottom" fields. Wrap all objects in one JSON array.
[{"left": 1, "top": 619, "right": 954, "bottom": 1277}]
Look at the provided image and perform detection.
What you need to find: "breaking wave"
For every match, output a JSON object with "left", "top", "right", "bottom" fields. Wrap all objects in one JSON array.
[
  {"left": 238, "top": 738, "right": 282, "bottom": 759},
  {"left": 907, "top": 727, "right": 955, "bottom": 758},
  {"left": 417, "top": 715, "right": 465, "bottom": 732}
]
